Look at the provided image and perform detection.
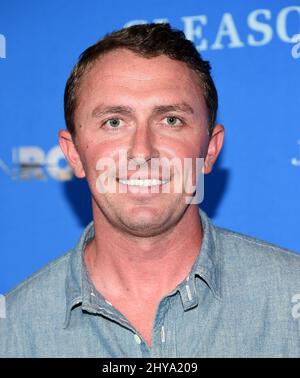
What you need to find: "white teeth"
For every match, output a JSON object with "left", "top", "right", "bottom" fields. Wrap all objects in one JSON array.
[{"left": 119, "top": 179, "right": 168, "bottom": 187}]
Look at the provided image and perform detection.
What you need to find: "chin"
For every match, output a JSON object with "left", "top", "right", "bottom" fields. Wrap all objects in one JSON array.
[
  {"left": 118, "top": 211, "right": 169, "bottom": 237},
  {"left": 122, "top": 221, "right": 168, "bottom": 237}
]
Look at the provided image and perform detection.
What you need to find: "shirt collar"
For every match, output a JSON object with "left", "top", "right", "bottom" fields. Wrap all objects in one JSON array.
[
  {"left": 64, "top": 220, "right": 94, "bottom": 328},
  {"left": 176, "top": 208, "right": 222, "bottom": 312},
  {"left": 195, "top": 208, "right": 222, "bottom": 300},
  {"left": 64, "top": 208, "right": 222, "bottom": 327}
]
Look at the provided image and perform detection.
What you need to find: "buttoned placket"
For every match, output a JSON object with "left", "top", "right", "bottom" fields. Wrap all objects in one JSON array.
[{"left": 63, "top": 208, "right": 222, "bottom": 357}]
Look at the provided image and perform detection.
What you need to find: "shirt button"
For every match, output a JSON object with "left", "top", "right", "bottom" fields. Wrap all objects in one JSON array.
[{"left": 134, "top": 334, "right": 142, "bottom": 344}]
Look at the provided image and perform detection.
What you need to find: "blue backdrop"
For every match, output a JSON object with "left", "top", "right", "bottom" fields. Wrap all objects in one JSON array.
[{"left": 0, "top": 0, "right": 299, "bottom": 294}]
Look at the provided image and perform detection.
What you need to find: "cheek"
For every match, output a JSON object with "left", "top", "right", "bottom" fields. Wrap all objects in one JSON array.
[
  {"left": 80, "top": 142, "right": 123, "bottom": 190},
  {"left": 165, "top": 138, "right": 207, "bottom": 159},
  {"left": 162, "top": 125, "right": 209, "bottom": 154},
  {"left": 191, "top": 133, "right": 210, "bottom": 158},
  {"left": 79, "top": 138, "right": 116, "bottom": 165}
]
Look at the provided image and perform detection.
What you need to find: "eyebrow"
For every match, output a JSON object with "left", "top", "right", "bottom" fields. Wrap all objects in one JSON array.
[
  {"left": 92, "top": 105, "right": 133, "bottom": 118},
  {"left": 152, "top": 103, "right": 194, "bottom": 116},
  {"left": 91, "top": 102, "right": 194, "bottom": 118}
]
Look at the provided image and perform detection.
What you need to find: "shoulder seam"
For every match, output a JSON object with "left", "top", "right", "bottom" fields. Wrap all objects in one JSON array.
[{"left": 217, "top": 228, "right": 300, "bottom": 258}]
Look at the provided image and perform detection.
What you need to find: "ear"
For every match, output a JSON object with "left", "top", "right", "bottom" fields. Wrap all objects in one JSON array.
[
  {"left": 203, "top": 124, "right": 224, "bottom": 174},
  {"left": 59, "top": 130, "right": 86, "bottom": 178}
]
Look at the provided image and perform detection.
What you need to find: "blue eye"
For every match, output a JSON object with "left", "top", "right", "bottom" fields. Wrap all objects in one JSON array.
[
  {"left": 164, "top": 117, "right": 182, "bottom": 127},
  {"left": 107, "top": 118, "right": 121, "bottom": 128}
]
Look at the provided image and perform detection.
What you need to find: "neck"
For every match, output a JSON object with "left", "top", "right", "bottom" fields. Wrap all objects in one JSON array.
[{"left": 84, "top": 204, "right": 203, "bottom": 302}]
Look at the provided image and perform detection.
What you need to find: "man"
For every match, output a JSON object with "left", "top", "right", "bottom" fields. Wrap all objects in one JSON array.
[{"left": 0, "top": 23, "right": 300, "bottom": 358}]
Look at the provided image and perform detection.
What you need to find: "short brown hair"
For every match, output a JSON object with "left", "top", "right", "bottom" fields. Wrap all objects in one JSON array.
[{"left": 64, "top": 23, "right": 218, "bottom": 136}]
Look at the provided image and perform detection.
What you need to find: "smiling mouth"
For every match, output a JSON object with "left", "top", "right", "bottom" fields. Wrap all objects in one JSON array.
[{"left": 117, "top": 178, "right": 169, "bottom": 187}]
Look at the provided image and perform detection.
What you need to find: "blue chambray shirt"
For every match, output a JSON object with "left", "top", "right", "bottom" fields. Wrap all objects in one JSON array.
[{"left": 1, "top": 209, "right": 300, "bottom": 357}]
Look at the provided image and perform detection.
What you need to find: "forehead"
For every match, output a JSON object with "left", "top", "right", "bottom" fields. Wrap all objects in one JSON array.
[
  {"left": 75, "top": 49, "right": 208, "bottom": 124},
  {"left": 79, "top": 49, "right": 203, "bottom": 97}
]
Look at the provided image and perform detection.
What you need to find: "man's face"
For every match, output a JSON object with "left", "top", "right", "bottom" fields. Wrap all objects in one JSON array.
[{"left": 60, "top": 49, "right": 223, "bottom": 237}]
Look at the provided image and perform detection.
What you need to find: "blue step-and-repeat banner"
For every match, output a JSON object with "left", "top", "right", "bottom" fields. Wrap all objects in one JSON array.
[{"left": 0, "top": 0, "right": 299, "bottom": 294}]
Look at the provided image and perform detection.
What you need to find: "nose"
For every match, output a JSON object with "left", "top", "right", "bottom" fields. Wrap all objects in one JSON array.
[{"left": 127, "top": 124, "right": 159, "bottom": 165}]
